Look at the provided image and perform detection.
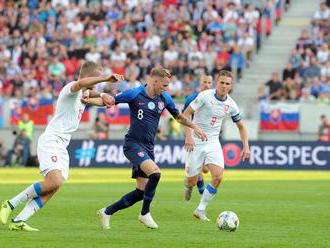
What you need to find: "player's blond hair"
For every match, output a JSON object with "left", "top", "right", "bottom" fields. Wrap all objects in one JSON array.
[
  {"left": 79, "top": 61, "right": 101, "bottom": 78},
  {"left": 150, "top": 67, "right": 172, "bottom": 78},
  {"left": 217, "top": 70, "right": 233, "bottom": 80}
]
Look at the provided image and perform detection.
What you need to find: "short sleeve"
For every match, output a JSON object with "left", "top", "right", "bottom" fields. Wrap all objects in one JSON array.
[
  {"left": 115, "top": 86, "right": 142, "bottom": 104},
  {"left": 62, "top": 81, "right": 78, "bottom": 97},
  {"left": 230, "top": 101, "right": 241, "bottom": 123},
  {"left": 163, "top": 92, "right": 180, "bottom": 117}
]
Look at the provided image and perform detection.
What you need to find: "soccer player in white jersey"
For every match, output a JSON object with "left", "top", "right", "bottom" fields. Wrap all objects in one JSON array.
[
  {"left": 0, "top": 61, "right": 123, "bottom": 231},
  {"left": 183, "top": 70, "right": 250, "bottom": 221},
  {"left": 182, "top": 74, "right": 213, "bottom": 199}
]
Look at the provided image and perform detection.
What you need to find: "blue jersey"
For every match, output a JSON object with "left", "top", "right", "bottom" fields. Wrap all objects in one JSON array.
[
  {"left": 182, "top": 92, "right": 198, "bottom": 112},
  {"left": 115, "top": 85, "right": 180, "bottom": 147}
]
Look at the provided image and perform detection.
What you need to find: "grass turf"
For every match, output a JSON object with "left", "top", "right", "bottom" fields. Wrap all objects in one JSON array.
[{"left": 0, "top": 168, "right": 329, "bottom": 248}]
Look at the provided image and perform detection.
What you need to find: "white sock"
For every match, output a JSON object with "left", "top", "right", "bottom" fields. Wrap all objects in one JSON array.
[
  {"left": 197, "top": 184, "right": 217, "bottom": 211},
  {"left": 14, "top": 197, "right": 44, "bottom": 222},
  {"left": 9, "top": 182, "right": 42, "bottom": 208}
]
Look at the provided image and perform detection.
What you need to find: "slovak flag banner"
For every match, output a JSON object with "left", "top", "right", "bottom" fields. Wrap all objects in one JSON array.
[
  {"left": 97, "top": 103, "right": 130, "bottom": 125},
  {"left": 260, "top": 102, "right": 300, "bottom": 131},
  {"left": 21, "top": 98, "right": 54, "bottom": 125}
]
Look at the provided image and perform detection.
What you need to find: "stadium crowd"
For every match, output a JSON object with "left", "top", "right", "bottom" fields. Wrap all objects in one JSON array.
[
  {"left": 0, "top": 0, "right": 284, "bottom": 102},
  {"left": 258, "top": 1, "right": 330, "bottom": 104}
]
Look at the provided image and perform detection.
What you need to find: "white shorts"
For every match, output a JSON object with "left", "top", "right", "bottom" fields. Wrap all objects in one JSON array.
[
  {"left": 37, "top": 133, "right": 70, "bottom": 180},
  {"left": 185, "top": 141, "right": 224, "bottom": 177}
]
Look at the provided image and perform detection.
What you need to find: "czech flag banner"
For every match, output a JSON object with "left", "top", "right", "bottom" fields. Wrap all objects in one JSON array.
[
  {"left": 260, "top": 102, "right": 300, "bottom": 131},
  {"left": 97, "top": 104, "right": 130, "bottom": 125}
]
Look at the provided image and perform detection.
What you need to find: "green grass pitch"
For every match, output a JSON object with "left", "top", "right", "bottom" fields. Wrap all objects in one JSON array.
[{"left": 0, "top": 168, "right": 329, "bottom": 248}]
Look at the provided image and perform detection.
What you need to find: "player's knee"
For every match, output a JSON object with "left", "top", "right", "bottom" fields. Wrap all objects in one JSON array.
[
  {"left": 187, "top": 177, "right": 197, "bottom": 187},
  {"left": 202, "top": 167, "right": 209, "bottom": 174},
  {"left": 50, "top": 177, "right": 64, "bottom": 191}
]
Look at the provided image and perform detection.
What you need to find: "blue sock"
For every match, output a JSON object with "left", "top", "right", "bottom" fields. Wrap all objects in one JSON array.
[
  {"left": 141, "top": 173, "right": 161, "bottom": 215},
  {"left": 197, "top": 176, "right": 205, "bottom": 194},
  {"left": 105, "top": 188, "right": 144, "bottom": 215}
]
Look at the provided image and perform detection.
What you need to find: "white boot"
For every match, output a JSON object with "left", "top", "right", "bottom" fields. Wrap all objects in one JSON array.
[
  {"left": 138, "top": 212, "right": 158, "bottom": 229},
  {"left": 97, "top": 208, "right": 111, "bottom": 229}
]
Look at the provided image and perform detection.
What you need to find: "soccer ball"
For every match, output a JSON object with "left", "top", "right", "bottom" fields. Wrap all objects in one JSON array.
[{"left": 216, "top": 211, "right": 239, "bottom": 232}]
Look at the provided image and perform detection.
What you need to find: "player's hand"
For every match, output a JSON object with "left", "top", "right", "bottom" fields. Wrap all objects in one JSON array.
[
  {"left": 102, "top": 94, "right": 115, "bottom": 108},
  {"left": 81, "top": 89, "right": 90, "bottom": 103},
  {"left": 241, "top": 146, "right": 250, "bottom": 161},
  {"left": 193, "top": 126, "right": 207, "bottom": 142},
  {"left": 105, "top": 73, "right": 124, "bottom": 83},
  {"left": 184, "top": 136, "right": 195, "bottom": 152}
]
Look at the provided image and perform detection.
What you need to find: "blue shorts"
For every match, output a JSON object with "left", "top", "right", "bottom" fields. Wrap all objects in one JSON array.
[{"left": 123, "top": 140, "right": 154, "bottom": 179}]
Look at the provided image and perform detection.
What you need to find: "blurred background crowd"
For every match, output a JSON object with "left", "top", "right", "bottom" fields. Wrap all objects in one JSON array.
[
  {"left": 0, "top": 0, "right": 285, "bottom": 101},
  {"left": 0, "top": 0, "right": 329, "bottom": 167},
  {"left": 258, "top": 1, "right": 329, "bottom": 103}
]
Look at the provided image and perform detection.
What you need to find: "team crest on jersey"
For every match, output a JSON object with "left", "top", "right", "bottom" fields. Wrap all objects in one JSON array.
[
  {"left": 137, "top": 152, "right": 145, "bottom": 157},
  {"left": 51, "top": 156, "right": 58, "bottom": 163},
  {"left": 148, "top": 102, "right": 155, "bottom": 110},
  {"left": 224, "top": 105, "right": 230, "bottom": 112},
  {"left": 158, "top": 101, "right": 164, "bottom": 110}
]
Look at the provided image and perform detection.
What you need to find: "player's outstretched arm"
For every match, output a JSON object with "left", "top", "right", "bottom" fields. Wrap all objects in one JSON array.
[
  {"left": 81, "top": 90, "right": 115, "bottom": 107},
  {"left": 82, "top": 97, "right": 105, "bottom": 106},
  {"left": 235, "top": 120, "right": 250, "bottom": 161},
  {"left": 71, "top": 74, "right": 124, "bottom": 93},
  {"left": 182, "top": 106, "right": 196, "bottom": 152},
  {"left": 175, "top": 111, "right": 207, "bottom": 142}
]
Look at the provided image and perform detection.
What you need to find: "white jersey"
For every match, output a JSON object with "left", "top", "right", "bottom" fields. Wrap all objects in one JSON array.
[
  {"left": 190, "top": 89, "right": 241, "bottom": 143},
  {"left": 44, "top": 81, "right": 86, "bottom": 143}
]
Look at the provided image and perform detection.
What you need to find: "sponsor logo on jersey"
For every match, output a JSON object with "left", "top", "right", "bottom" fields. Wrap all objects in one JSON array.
[
  {"left": 51, "top": 156, "right": 58, "bottom": 163},
  {"left": 158, "top": 101, "right": 164, "bottom": 110},
  {"left": 148, "top": 102, "right": 155, "bottom": 110},
  {"left": 138, "top": 102, "right": 145, "bottom": 106},
  {"left": 210, "top": 101, "right": 220, "bottom": 106},
  {"left": 137, "top": 151, "right": 145, "bottom": 157}
]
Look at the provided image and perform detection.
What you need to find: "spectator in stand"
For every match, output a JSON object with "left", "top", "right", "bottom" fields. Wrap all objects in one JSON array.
[
  {"left": 264, "top": 72, "right": 283, "bottom": 101},
  {"left": 300, "top": 87, "right": 316, "bottom": 103},
  {"left": 282, "top": 63, "right": 296, "bottom": 81},
  {"left": 168, "top": 75, "right": 183, "bottom": 98},
  {"left": 93, "top": 112, "right": 109, "bottom": 140},
  {"left": 310, "top": 77, "right": 323, "bottom": 98},
  {"left": 313, "top": 1, "right": 330, "bottom": 28},
  {"left": 318, "top": 114, "right": 330, "bottom": 141},
  {"left": 5, "top": 129, "right": 31, "bottom": 167},
  {"left": 18, "top": 113, "right": 34, "bottom": 141},
  {"left": 238, "top": 32, "right": 254, "bottom": 67}
]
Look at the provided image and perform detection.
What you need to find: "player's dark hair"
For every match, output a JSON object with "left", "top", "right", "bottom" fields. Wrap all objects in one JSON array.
[
  {"left": 79, "top": 61, "right": 101, "bottom": 78},
  {"left": 217, "top": 70, "right": 233, "bottom": 80},
  {"left": 150, "top": 67, "right": 172, "bottom": 78}
]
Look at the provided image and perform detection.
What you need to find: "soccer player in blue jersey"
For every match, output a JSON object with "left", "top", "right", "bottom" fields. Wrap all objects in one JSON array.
[
  {"left": 182, "top": 74, "right": 213, "bottom": 200},
  {"left": 90, "top": 68, "right": 207, "bottom": 229}
]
